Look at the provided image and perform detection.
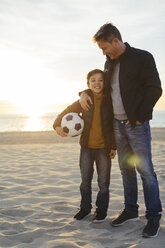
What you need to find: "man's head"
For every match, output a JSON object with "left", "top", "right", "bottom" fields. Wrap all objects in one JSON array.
[
  {"left": 87, "top": 69, "right": 104, "bottom": 95},
  {"left": 93, "top": 22, "right": 125, "bottom": 60}
]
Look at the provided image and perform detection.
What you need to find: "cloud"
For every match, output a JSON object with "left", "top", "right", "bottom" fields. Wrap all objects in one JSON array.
[{"left": 0, "top": 0, "right": 164, "bottom": 109}]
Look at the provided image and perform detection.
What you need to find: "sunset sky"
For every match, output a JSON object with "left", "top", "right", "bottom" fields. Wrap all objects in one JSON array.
[{"left": 0, "top": 0, "right": 165, "bottom": 116}]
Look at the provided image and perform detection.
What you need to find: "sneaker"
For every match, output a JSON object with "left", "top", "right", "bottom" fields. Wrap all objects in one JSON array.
[
  {"left": 111, "top": 208, "right": 139, "bottom": 226},
  {"left": 74, "top": 209, "right": 91, "bottom": 220},
  {"left": 142, "top": 218, "right": 160, "bottom": 238},
  {"left": 93, "top": 211, "right": 109, "bottom": 223}
]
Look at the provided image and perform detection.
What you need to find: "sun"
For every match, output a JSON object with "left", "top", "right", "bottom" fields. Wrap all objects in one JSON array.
[
  {"left": 23, "top": 114, "right": 44, "bottom": 131},
  {"left": 0, "top": 47, "right": 82, "bottom": 116},
  {"left": 0, "top": 48, "right": 61, "bottom": 109},
  {"left": 0, "top": 47, "right": 82, "bottom": 131}
]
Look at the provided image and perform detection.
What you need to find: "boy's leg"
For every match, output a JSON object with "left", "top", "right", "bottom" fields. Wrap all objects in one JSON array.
[
  {"left": 79, "top": 147, "right": 94, "bottom": 212},
  {"left": 95, "top": 148, "right": 111, "bottom": 215}
]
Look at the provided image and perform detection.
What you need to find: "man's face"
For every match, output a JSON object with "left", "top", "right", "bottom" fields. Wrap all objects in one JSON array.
[{"left": 97, "top": 39, "right": 120, "bottom": 60}]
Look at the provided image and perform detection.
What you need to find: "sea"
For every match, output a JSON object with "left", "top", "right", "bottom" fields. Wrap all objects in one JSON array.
[{"left": 0, "top": 110, "right": 165, "bottom": 132}]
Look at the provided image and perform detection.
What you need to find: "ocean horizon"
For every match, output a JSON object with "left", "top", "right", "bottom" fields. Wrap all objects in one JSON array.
[{"left": 0, "top": 110, "right": 165, "bottom": 133}]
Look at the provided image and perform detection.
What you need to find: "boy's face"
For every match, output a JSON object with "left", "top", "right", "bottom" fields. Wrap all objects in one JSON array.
[{"left": 88, "top": 73, "right": 104, "bottom": 95}]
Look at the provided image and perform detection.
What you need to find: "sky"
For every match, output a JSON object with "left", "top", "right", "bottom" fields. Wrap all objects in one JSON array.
[{"left": 0, "top": 0, "right": 165, "bottom": 116}]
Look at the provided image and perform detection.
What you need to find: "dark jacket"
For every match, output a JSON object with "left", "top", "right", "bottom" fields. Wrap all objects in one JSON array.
[
  {"left": 53, "top": 90, "right": 116, "bottom": 152},
  {"left": 104, "top": 43, "right": 162, "bottom": 126}
]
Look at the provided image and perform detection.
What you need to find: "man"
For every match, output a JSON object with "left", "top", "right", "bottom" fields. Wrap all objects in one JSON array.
[{"left": 79, "top": 23, "right": 162, "bottom": 238}]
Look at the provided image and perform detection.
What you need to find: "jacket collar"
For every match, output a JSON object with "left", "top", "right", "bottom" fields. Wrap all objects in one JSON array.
[
  {"left": 106, "top": 42, "right": 131, "bottom": 63},
  {"left": 118, "top": 42, "right": 131, "bottom": 61}
]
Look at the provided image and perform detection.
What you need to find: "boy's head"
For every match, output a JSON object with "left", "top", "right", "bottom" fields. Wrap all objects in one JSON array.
[{"left": 87, "top": 69, "right": 104, "bottom": 95}]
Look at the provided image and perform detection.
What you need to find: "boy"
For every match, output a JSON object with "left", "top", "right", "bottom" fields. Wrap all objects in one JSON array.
[{"left": 53, "top": 69, "right": 116, "bottom": 222}]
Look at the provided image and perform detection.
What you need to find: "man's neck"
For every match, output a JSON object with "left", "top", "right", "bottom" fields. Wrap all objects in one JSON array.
[{"left": 118, "top": 42, "right": 126, "bottom": 57}]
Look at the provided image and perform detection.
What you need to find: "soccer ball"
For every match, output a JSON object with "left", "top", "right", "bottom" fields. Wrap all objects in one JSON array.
[{"left": 61, "top": 112, "right": 84, "bottom": 137}]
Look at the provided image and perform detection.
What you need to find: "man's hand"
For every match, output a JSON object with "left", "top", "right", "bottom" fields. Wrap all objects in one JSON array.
[
  {"left": 109, "top": 149, "right": 116, "bottom": 159},
  {"left": 126, "top": 120, "right": 142, "bottom": 126},
  {"left": 79, "top": 92, "right": 93, "bottom": 111},
  {"left": 55, "top": 127, "right": 68, "bottom": 137},
  {"left": 135, "top": 120, "right": 142, "bottom": 125}
]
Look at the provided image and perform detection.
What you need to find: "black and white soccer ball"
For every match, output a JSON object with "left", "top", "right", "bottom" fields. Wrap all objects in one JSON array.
[{"left": 61, "top": 112, "right": 84, "bottom": 137}]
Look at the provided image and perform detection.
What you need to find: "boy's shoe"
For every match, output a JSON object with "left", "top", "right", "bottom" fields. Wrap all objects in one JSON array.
[
  {"left": 74, "top": 209, "right": 91, "bottom": 220},
  {"left": 93, "top": 211, "right": 109, "bottom": 223},
  {"left": 111, "top": 208, "right": 139, "bottom": 226},
  {"left": 142, "top": 218, "right": 160, "bottom": 238}
]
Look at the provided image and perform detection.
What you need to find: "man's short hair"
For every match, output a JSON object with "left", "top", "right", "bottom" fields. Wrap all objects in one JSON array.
[{"left": 93, "top": 22, "right": 122, "bottom": 43}]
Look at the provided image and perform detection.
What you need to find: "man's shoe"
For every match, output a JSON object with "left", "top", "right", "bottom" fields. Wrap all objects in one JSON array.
[
  {"left": 111, "top": 208, "right": 139, "bottom": 226},
  {"left": 93, "top": 211, "right": 109, "bottom": 223},
  {"left": 74, "top": 209, "right": 91, "bottom": 220},
  {"left": 142, "top": 218, "right": 160, "bottom": 238}
]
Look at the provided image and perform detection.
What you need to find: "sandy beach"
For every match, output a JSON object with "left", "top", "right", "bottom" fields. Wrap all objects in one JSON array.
[{"left": 0, "top": 129, "right": 164, "bottom": 248}]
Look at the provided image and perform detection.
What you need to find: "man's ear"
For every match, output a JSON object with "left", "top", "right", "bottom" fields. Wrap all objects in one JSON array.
[{"left": 112, "top": 38, "right": 119, "bottom": 46}]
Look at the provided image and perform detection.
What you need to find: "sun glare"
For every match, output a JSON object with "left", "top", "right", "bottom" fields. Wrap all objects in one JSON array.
[
  {"left": 0, "top": 47, "right": 82, "bottom": 131},
  {"left": 23, "top": 115, "right": 44, "bottom": 131},
  {"left": 19, "top": 103, "right": 47, "bottom": 131},
  {"left": 0, "top": 47, "right": 81, "bottom": 113},
  {"left": 0, "top": 48, "right": 64, "bottom": 106}
]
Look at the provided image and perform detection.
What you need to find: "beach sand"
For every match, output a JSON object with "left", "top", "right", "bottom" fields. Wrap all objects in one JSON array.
[{"left": 0, "top": 129, "right": 164, "bottom": 248}]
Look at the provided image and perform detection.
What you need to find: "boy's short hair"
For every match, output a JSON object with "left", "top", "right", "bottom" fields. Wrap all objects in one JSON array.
[
  {"left": 87, "top": 69, "right": 104, "bottom": 85},
  {"left": 93, "top": 22, "right": 122, "bottom": 43}
]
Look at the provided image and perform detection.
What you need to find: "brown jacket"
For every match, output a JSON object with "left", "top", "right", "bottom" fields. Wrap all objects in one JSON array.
[{"left": 53, "top": 89, "right": 116, "bottom": 152}]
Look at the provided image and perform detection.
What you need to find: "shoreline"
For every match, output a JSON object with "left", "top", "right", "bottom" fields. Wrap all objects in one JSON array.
[{"left": 0, "top": 128, "right": 165, "bottom": 144}]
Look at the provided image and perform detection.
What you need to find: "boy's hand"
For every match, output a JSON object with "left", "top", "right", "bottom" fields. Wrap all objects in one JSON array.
[
  {"left": 55, "top": 127, "right": 68, "bottom": 137},
  {"left": 79, "top": 92, "right": 93, "bottom": 111},
  {"left": 109, "top": 149, "right": 116, "bottom": 159}
]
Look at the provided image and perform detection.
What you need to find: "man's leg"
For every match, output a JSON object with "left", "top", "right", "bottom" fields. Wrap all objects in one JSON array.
[
  {"left": 114, "top": 119, "right": 139, "bottom": 211},
  {"left": 111, "top": 119, "right": 139, "bottom": 226},
  {"left": 126, "top": 121, "right": 162, "bottom": 237},
  {"left": 127, "top": 121, "right": 162, "bottom": 217}
]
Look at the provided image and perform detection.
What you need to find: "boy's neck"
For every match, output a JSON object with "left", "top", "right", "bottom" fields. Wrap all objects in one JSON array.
[{"left": 92, "top": 91, "right": 103, "bottom": 96}]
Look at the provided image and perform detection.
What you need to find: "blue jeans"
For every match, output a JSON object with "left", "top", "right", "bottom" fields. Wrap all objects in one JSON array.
[
  {"left": 79, "top": 147, "right": 111, "bottom": 214},
  {"left": 114, "top": 119, "right": 162, "bottom": 219}
]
